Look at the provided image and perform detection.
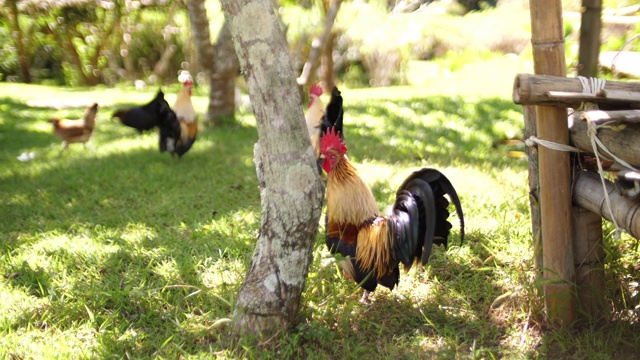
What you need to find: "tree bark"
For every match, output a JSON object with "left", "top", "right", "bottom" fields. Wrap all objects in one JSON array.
[
  {"left": 220, "top": 0, "right": 325, "bottom": 338},
  {"left": 186, "top": 0, "right": 238, "bottom": 126},
  {"left": 209, "top": 21, "right": 240, "bottom": 126}
]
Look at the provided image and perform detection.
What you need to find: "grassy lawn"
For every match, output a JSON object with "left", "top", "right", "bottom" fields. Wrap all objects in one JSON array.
[{"left": 1, "top": 55, "right": 639, "bottom": 359}]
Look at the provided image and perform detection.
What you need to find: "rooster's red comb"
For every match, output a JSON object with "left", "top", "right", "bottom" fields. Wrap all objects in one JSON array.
[
  {"left": 320, "top": 127, "right": 347, "bottom": 155},
  {"left": 309, "top": 83, "right": 323, "bottom": 97}
]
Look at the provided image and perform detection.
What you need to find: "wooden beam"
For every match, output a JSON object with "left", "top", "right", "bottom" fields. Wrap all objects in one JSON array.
[
  {"left": 529, "top": 0, "right": 576, "bottom": 326},
  {"left": 513, "top": 73, "right": 640, "bottom": 109},
  {"left": 574, "top": 171, "right": 640, "bottom": 238},
  {"left": 569, "top": 119, "right": 640, "bottom": 167}
]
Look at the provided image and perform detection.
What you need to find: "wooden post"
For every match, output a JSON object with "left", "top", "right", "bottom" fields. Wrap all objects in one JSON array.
[
  {"left": 572, "top": 206, "right": 605, "bottom": 320},
  {"left": 574, "top": 0, "right": 604, "bottom": 322},
  {"left": 529, "top": 0, "right": 577, "bottom": 325}
]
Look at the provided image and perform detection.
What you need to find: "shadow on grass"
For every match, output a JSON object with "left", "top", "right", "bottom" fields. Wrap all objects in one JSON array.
[
  {"left": 3, "top": 89, "right": 599, "bottom": 358},
  {"left": 291, "top": 236, "right": 539, "bottom": 359}
]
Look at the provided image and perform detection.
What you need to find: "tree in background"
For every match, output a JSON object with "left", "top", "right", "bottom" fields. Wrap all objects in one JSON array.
[
  {"left": 39, "top": 0, "right": 123, "bottom": 86},
  {"left": 4, "top": 0, "right": 31, "bottom": 83},
  {"left": 297, "top": 0, "right": 342, "bottom": 90},
  {"left": 186, "top": 0, "right": 239, "bottom": 126},
  {"left": 220, "top": 0, "right": 325, "bottom": 338},
  {"left": 0, "top": 0, "right": 187, "bottom": 86}
]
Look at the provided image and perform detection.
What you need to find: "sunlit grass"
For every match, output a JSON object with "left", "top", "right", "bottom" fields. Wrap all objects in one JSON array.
[{"left": 1, "top": 52, "right": 639, "bottom": 359}]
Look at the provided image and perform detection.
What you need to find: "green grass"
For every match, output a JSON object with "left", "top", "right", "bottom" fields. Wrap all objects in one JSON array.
[{"left": 1, "top": 55, "right": 639, "bottom": 359}]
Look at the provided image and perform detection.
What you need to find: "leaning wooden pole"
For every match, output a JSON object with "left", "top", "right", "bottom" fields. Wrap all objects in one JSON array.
[{"left": 529, "top": 0, "right": 577, "bottom": 325}]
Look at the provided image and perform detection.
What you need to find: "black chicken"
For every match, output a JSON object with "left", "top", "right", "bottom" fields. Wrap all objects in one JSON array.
[{"left": 112, "top": 90, "right": 166, "bottom": 134}]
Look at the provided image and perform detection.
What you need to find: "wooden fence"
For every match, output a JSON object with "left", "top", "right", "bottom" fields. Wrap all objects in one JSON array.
[{"left": 513, "top": 73, "right": 640, "bottom": 324}]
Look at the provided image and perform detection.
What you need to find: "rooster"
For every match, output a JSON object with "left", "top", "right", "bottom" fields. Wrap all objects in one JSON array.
[
  {"left": 305, "top": 84, "right": 325, "bottom": 157},
  {"left": 320, "top": 128, "right": 464, "bottom": 303},
  {"left": 170, "top": 70, "right": 198, "bottom": 158},
  {"left": 48, "top": 103, "right": 99, "bottom": 153},
  {"left": 157, "top": 94, "right": 181, "bottom": 156},
  {"left": 112, "top": 90, "right": 166, "bottom": 134}
]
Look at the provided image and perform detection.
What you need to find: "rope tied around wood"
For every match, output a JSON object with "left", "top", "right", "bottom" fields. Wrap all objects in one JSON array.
[
  {"left": 578, "top": 76, "right": 625, "bottom": 239},
  {"left": 526, "top": 76, "right": 628, "bottom": 239}
]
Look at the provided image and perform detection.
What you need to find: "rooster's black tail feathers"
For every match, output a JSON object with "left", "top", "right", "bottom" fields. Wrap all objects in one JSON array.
[
  {"left": 321, "top": 86, "right": 344, "bottom": 138},
  {"left": 391, "top": 168, "right": 465, "bottom": 267}
]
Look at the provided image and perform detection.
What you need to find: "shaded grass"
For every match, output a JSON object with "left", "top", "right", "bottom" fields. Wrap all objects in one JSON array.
[{"left": 1, "top": 56, "right": 639, "bottom": 359}]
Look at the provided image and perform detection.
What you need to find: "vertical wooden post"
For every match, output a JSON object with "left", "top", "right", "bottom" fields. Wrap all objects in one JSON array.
[
  {"left": 575, "top": 0, "right": 604, "bottom": 321},
  {"left": 577, "top": 0, "right": 602, "bottom": 77},
  {"left": 529, "top": 0, "right": 577, "bottom": 325},
  {"left": 572, "top": 206, "right": 605, "bottom": 320}
]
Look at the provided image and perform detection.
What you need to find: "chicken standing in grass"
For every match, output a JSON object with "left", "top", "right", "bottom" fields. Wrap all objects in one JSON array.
[
  {"left": 48, "top": 103, "right": 99, "bottom": 153},
  {"left": 157, "top": 95, "right": 182, "bottom": 155},
  {"left": 112, "top": 90, "right": 166, "bottom": 134},
  {"left": 170, "top": 71, "right": 198, "bottom": 158},
  {"left": 320, "top": 128, "right": 464, "bottom": 303}
]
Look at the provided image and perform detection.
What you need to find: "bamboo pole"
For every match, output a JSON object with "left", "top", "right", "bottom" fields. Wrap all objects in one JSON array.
[
  {"left": 529, "top": 0, "right": 576, "bottom": 325},
  {"left": 574, "top": 171, "right": 640, "bottom": 238},
  {"left": 513, "top": 73, "right": 640, "bottom": 109},
  {"left": 569, "top": 120, "right": 640, "bottom": 167}
]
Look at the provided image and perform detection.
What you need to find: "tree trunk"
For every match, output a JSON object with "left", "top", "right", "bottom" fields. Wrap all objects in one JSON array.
[
  {"left": 186, "top": 0, "right": 238, "bottom": 126},
  {"left": 7, "top": 0, "right": 31, "bottom": 83},
  {"left": 220, "top": 0, "right": 325, "bottom": 338},
  {"left": 209, "top": 21, "right": 240, "bottom": 126}
]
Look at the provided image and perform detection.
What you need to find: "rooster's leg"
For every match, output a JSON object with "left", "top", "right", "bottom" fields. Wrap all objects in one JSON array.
[{"left": 359, "top": 290, "right": 371, "bottom": 304}]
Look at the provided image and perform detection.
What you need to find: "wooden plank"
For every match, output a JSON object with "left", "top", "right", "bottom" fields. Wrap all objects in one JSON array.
[{"left": 529, "top": 0, "right": 576, "bottom": 326}]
